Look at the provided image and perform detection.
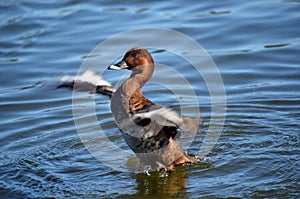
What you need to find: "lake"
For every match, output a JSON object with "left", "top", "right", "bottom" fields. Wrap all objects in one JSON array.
[{"left": 0, "top": 0, "right": 299, "bottom": 198}]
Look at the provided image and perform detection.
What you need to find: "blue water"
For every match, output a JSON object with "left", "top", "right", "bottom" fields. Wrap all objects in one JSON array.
[{"left": 1, "top": 0, "right": 300, "bottom": 198}]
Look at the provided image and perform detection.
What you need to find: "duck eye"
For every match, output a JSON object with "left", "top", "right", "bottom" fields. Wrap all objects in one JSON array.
[{"left": 132, "top": 52, "right": 139, "bottom": 59}]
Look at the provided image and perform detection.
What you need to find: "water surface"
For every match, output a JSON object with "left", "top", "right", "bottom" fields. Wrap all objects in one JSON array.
[{"left": 1, "top": 0, "right": 300, "bottom": 198}]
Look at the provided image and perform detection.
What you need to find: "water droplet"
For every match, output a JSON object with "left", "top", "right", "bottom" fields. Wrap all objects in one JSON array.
[
  {"left": 144, "top": 165, "right": 152, "bottom": 176},
  {"left": 158, "top": 168, "right": 169, "bottom": 177},
  {"left": 201, "top": 157, "right": 211, "bottom": 163}
]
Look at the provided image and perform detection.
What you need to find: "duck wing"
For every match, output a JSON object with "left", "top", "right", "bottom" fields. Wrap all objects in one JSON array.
[
  {"left": 133, "top": 105, "right": 201, "bottom": 135},
  {"left": 57, "top": 69, "right": 115, "bottom": 97}
]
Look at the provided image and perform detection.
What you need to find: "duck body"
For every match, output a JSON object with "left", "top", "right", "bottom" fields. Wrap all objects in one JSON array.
[{"left": 109, "top": 47, "right": 200, "bottom": 170}]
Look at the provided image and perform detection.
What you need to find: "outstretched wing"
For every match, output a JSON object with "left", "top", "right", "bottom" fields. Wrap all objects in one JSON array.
[{"left": 58, "top": 69, "right": 115, "bottom": 96}]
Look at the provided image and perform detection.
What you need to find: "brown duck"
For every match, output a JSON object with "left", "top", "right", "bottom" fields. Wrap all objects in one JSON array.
[{"left": 108, "top": 47, "right": 200, "bottom": 170}]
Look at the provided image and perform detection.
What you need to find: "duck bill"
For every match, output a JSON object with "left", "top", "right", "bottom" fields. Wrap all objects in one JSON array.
[
  {"left": 108, "top": 65, "right": 122, "bottom": 70},
  {"left": 108, "top": 60, "right": 129, "bottom": 70}
]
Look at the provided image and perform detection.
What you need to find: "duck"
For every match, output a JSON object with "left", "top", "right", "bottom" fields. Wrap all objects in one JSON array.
[{"left": 108, "top": 47, "right": 200, "bottom": 170}]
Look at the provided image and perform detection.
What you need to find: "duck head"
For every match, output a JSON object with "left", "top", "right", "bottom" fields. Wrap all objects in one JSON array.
[{"left": 108, "top": 47, "right": 154, "bottom": 77}]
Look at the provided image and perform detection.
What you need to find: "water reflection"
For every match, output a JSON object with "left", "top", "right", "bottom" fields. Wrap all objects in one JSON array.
[
  {"left": 123, "top": 168, "right": 189, "bottom": 198},
  {"left": 121, "top": 161, "right": 214, "bottom": 198}
]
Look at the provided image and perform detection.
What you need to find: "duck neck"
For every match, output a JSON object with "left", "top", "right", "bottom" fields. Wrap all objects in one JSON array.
[{"left": 123, "top": 64, "right": 154, "bottom": 98}]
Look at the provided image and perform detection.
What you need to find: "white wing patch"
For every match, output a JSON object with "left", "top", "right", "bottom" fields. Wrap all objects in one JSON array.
[
  {"left": 133, "top": 107, "right": 200, "bottom": 134},
  {"left": 59, "top": 69, "right": 112, "bottom": 87}
]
